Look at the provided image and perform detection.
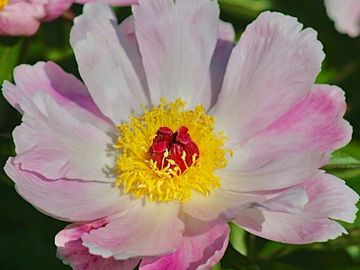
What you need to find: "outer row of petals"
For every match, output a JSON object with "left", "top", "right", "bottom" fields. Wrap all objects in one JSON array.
[
  {"left": 0, "top": 0, "right": 138, "bottom": 36},
  {"left": 56, "top": 218, "right": 229, "bottom": 270}
]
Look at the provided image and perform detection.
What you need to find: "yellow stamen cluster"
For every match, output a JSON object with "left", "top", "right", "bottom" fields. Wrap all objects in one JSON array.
[
  {"left": 114, "top": 99, "right": 230, "bottom": 202},
  {"left": 0, "top": 0, "right": 8, "bottom": 11}
]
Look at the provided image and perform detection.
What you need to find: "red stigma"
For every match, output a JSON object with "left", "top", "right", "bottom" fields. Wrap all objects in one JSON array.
[{"left": 148, "top": 126, "right": 200, "bottom": 174}]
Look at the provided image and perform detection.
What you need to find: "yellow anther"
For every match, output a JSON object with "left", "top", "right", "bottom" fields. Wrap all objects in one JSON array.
[{"left": 114, "top": 99, "right": 230, "bottom": 202}]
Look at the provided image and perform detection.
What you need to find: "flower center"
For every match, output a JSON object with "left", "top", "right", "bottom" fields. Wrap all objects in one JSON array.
[
  {"left": 0, "top": 0, "right": 8, "bottom": 11},
  {"left": 114, "top": 99, "right": 230, "bottom": 202},
  {"left": 148, "top": 126, "right": 199, "bottom": 175}
]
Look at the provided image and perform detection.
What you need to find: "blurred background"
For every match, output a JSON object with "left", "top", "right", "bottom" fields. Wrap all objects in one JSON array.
[{"left": 0, "top": 0, "right": 359, "bottom": 269}]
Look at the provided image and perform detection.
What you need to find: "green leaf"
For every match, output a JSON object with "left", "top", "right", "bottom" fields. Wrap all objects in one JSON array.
[
  {"left": 323, "top": 151, "right": 360, "bottom": 170},
  {"left": 219, "top": 0, "right": 271, "bottom": 19},
  {"left": 211, "top": 262, "right": 222, "bottom": 270},
  {"left": 229, "top": 223, "right": 247, "bottom": 256},
  {"left": 341, "top": 142, "right": 360, "bottom": 160}
]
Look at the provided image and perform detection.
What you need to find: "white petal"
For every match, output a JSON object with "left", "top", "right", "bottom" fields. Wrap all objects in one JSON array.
[
  {"left": 71, "top": 3, "right": 150, "bottom": 124},
  {"left": 212, "top": 11, "right": 324, "bottom": 143},
  {"left": 133, "top": 0, "right": 219, "bottom": 108}
]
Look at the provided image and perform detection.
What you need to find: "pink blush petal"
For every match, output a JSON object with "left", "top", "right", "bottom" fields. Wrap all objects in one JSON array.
[
  {"left": 0, "top": 1, "right": 44, "bottom": 36},
  {"left": 12, "top": 92, "right": 115, "bottom": 182},
  {"left": 212, "top": 11, "right": 324, "bottom": 143},
  {"left": 301, "top": 174, "right": 359, "bottom": 223},
  {"left": 237, "top": 207, "right": 347, "bottom": 244},
  {"left": 43, "top": 0, "right": 73, "bottom": 21},
  {"left": 255, "top": 84, "right": 351, "bottom": 154},
  {"left": 58, "top": 240, "right": 139, "bottom": 270},
  {"left": 4, "top": 159, "right": 134, "bottom": 222},
  {"left": 75, "top": 0, "right": 138, "bottom": 5},
  {"left": 56, "top": 219, "right": 109, "bottom": 247},
  {"left": 325, "top": 0, "right": 360, "bottom": 37},
  {"left": 3, "top": 61, "right": 105, "bottom": 120},
  {"left": 56, "top": 221, "right": 139, "bottom": 270},
  {"left": 221, "top": 84, "right": 351, "bottom": 192},
  {"left": 133, "top": 0, "right": 220, "bottom": 109},
  {"left": 234, "top": 174, "right": 359, "bottom": 244},
  {"left": 140, "top": 223, "right": 229, "bottom": 270},
  {"left": 82, "top": 201, "right": 184, "bottom": 259}
]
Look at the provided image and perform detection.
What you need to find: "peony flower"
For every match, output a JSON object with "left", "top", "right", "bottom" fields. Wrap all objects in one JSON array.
[
  {"left": 76, "top": 0, "right": 138, "bottom": 5},
  {"left": 324, "top": 0, "right": 360, "bottom": 37},
  {"left": 0, "top": 0, "right": 73, "bottom": 36},
  {"left": 3, "top": 0, "right": 359, "bottom": 269},
  {"left": 0, "top": 0, "right": 137, "bottom": 36}
]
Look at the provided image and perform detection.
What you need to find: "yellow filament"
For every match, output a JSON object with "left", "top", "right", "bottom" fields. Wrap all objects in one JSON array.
[{"left": 114, "top": 99, "right": 231, "bottom": 202}]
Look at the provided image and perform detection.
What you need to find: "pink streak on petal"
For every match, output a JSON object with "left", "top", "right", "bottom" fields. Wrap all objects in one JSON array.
[
  {"left": 56, "top": 220, "right": 139, "bottom": 270},
  {"left": 56, "top": 219, "right": 109, "bottom": 248},
  {"left": 261, "top": 84, "right": 351, "bottom": 153},
  {"left": 3, "top": 61, "right": 105, "bottom": 120},
  {"left": 140, "top": 223, "right": 229, "bottom": 270},
  {"left": 221, "top": 84, "right": 351, "bottom": 192}
]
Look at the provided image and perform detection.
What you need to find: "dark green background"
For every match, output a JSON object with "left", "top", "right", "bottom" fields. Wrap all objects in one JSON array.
[{"left": 0, "top": 1, "right": 359, "bottom": 269}]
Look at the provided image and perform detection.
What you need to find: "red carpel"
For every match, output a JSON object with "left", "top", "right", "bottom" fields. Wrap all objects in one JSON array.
[{"left": 148, "top": 126, "right": 200, "bottom": 174}]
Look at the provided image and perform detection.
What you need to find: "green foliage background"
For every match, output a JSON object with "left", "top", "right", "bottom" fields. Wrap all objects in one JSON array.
[{"left": 0, "top": 0, "right": 359, "bottom": 269}]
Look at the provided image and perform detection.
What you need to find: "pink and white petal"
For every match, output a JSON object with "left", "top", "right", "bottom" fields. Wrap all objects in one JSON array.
[
  {"left": 221, "top": 151, "right": 327, "bottom": 192},
  {"left": 212, "top": 11, "right": 324, "bottom": 143},
  {"left": 209, "top": 20, "right": 235, "bottom": 106},
  {"left": 58, "top": 240, "right": 139, "bottom": 270},
  {"left": 246, "top": 85, "right": 351, "bottom": 156},
  {"left": 183, "top": 188, "right": 267, "bottom": 222},
  {"left": 236, "top": 205, "right": 347, "bottom": 244},
  {"left": 140, "top": 223, "right": 229, "bottom": 270},
  {"left": 221, "top": 84, "right": 351, "bottom": 192},
  {"left": 56, "top": 221, "right": 139, "bottom": 270},
  {"left": 302, "top": 174, "right": 358, "bottom": 223},
  {"left": 12, "top": 93, "right": 115, "bottom": 182},
  {"left": 70, "top": 3, "right": 149, "bottom": 124},
  {"left": 75, "top": 0, "right": 138, "bottom": 5},
  {"left": 82, "top": 201, "right": 184, "bottom": 259},
  {"left": 2, "top": 61, "right": 106, "bottom": 123},
  {"left": 0, "top": 2, "right": 45, "bottom": 36},
  {"left": 234, "top": 174, "right": 359, "bottom": 244},
  {"left": 4, "top": 159, "right": 135, "bottom": 222},
  {"left": 56, "top": 219, "right": 110, "bottom": 247},
  {"left": 133, "top": 0, "right": 219, "bottom": 109},
  {"left": 116, "top": 16, "right": 150, "bottom": 99},
  {"left": 324, "top": 0, "right": 360, "bottom": 37},
  {"left": 43, "top": 0, "right": 73, "bottom": 21}
]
